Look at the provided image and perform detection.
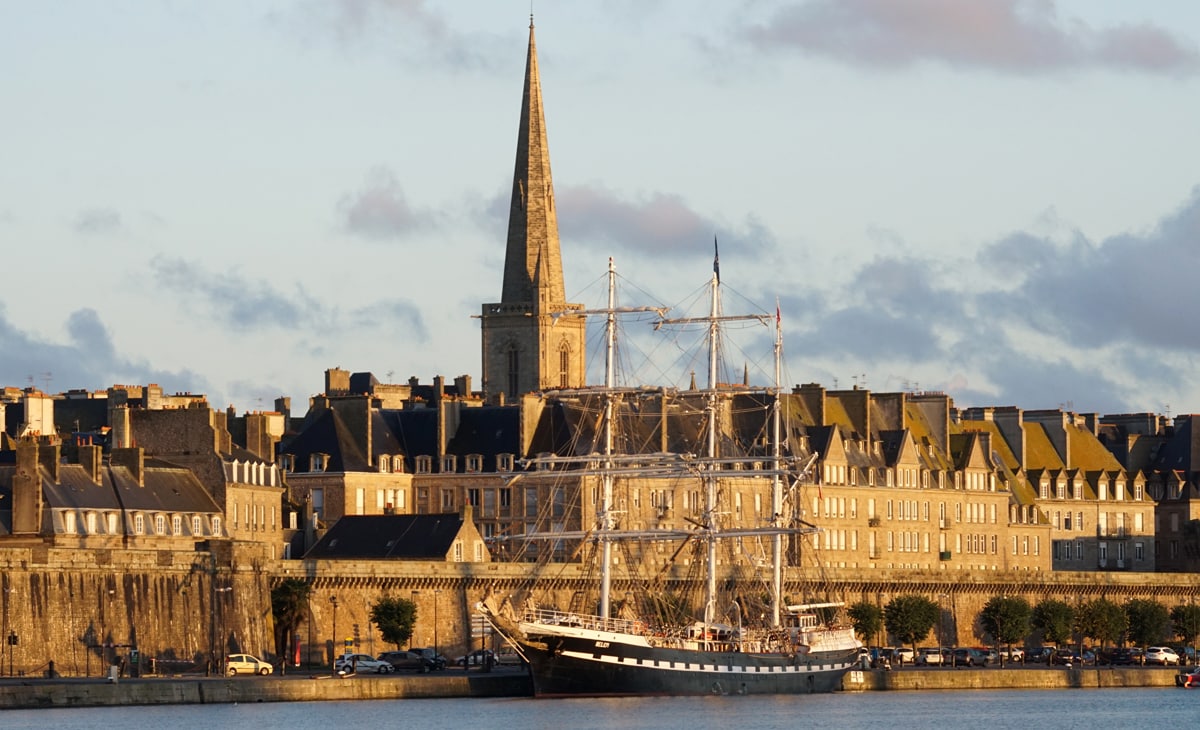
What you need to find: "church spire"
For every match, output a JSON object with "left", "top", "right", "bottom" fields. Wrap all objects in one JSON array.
[
  {"left": 480, "top": 20, "right": 585, "bottom": 403},
  {"left": 500, "top": 17, "right": 565, "bottom": 310}
]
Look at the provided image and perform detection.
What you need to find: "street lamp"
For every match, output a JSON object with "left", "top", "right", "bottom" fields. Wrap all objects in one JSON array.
[
  {"left": 411, "top": 591, "right": 420, "bottom": 646},
  {"left": 215, "top": 585, "right": 232, "bottom": 672},
  {"left": 434, "top": 589, "right": 442, "bottom": 661},
  {"left": 329, "top": 595, "right": 339, "bottom": 668}
]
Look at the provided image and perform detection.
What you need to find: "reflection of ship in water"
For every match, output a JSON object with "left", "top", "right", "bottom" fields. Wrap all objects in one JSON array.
[{"left": 479, "top": 257, "right": 862, "bottom": 697}]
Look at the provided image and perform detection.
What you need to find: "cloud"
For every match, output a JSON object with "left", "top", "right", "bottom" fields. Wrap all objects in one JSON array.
[
  {"left": 338, "top": 167, "right": 439, "bottom": 240},
  {"left": 0, "top": 305, "right": 204, "bottom": 396},
  {"left": 555, "top": 184, "right": 776, "bottom": 260},
  {"left": 73, "top": 208, "right": 122, "bottom": 234},
  {"left": 976, "top": 188, "right": 1200, "bottom": 350},
  {"left": 148, "top": 256, "right": 429, "bottom": 342},
  {"left": 742, "top": 0, "right": 1200, "bottom": 74},
  {"left": 270, "top": 0, "right": 502, "bottom": 70}
]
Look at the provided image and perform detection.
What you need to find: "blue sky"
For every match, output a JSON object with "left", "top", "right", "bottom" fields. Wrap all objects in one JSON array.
[{"left": 2, "top": 0, "right": 1199, "bottom": 418}]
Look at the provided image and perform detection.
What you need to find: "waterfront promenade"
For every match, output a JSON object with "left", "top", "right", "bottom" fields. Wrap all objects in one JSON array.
[{"left": 0, "top": 664, "right": 1183, "bottom": 709}]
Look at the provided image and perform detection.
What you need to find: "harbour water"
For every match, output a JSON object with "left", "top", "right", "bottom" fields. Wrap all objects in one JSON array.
[{"left": 0, "top": 688, "right": 1190, "bottom": 729}]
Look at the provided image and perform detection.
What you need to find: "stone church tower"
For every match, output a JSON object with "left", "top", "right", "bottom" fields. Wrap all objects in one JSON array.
[{"left": 480, "top": 20, "right": 586, "bottom": 402}]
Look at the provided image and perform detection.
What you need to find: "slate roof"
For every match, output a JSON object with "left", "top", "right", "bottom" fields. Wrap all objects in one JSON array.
[
  {"left": 303, "top": 513, "right": 466, "bottom": 559},
  {"left": 281, "top": 408, "right": 369, "bottom": 472}
]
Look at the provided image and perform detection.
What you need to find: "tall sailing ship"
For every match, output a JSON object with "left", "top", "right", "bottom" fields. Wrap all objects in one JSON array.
[{"left": 479, "top": 258, "right": 862, "bottom": 697}]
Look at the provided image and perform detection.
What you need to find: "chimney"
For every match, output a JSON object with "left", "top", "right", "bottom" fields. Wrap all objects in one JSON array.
[
  {"left": 79, "top": 444, "right": 103, "bottom": 484},
  {"left": 12, "top": 440, "right": 44, "bottom": 534},
  {"left": 111, "top": 446, "right": 145, "bottom": 487},
  {"left": 37, "top": 440, "right": 61, "bottom": 483},
  {"left": 110, "top": 405, "right": 132, "bottom": 448}
]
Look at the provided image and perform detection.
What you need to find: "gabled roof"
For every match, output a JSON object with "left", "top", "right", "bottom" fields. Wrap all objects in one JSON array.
[
  {"left": 281, "top": 408, "right": 369, "bottom": 472},
  {"left": 303, "top": 513, "right": 467, "bottom": 559}
]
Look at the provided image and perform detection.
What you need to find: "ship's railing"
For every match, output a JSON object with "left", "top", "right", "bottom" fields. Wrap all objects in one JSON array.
[{"left": 522, "top": 607, "right": 646, "bottom": 636}]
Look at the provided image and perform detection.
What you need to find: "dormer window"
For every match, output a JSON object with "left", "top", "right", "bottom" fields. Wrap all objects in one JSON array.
[
  {"left": 392, "top": 454, "right": 406, "bottom": 474},
  {"left": 279, "top": 454, "right": 294, "bottom": 473},
  {"left": 465, "top": 454, "right": 483, "bottom": 473},
  {"left": 310, "top": 453, "right": 328, "bottom": 472},
  {"left": 415, "top": 456, "right": 432, "bottom": 474},
  {"left": 379, "top": 455, "right": 391, "bottom": 473},
  {"left": 441, "top": 455, "right": 457, "bottom": 473},
  {"left": 497, "top": 453, "right": 514, "bottom": 472}
]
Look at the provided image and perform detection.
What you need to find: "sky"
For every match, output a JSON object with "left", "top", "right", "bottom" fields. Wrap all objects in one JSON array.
[{"left": 3, "top": 0, "right": 1200, "bottom": 419}]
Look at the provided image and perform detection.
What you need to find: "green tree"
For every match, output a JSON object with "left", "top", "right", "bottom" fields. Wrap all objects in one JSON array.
[
  {"left": 883, "top": 595, "right": 939, "bottom": 658},
  {"left": 1031, "top": 599, "right": 1075, "bottom": 646},
  {"left": 1170, "top": 603, "right": 1200, "bottom": 651},
  {"left": 371, "top": 596, "right": 417, "bottom": 648},
  {"left": 847, "top": 601, "right": 883, "bottom": 647},
  {"left": 979, "top": 595, "right": 1032, "bottom": 664},
  {"left": 270, "top": 578, "right": 312, "bottom": 661},
  {"left": 1076, "top": 598, "right": 1127, "bottom": 650},
  {"left": 1126, "top": 599, "right": 1170, "bottom": 650}
]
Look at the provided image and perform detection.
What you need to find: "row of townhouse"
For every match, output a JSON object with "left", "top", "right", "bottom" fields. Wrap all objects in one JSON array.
[
  {"left": 0, "top": 387, "right": 290, "bottom": 556},
  {"left": 277, "top": 369, "right": 1200, "bottom": 576}
]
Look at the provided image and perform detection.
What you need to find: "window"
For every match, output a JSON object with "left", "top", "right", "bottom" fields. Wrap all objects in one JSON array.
[
  {"left": 155, "top": 514, "right": 166, "bottom": 535},
  {"left": 453, "top": 541, "right": 464, "bottom": 562},
  {"left": 135, "top": 514, "right": 144, "bottom": 535},
  {"left": 379, "top": 455, "right": 391, "bottom": 473},
  {"left": 212, "top": 516, "right": 222, "bottom": 536},
  {"left": 441, "top": 489, "right": 455, "bottom": 510},
  {"left": 63, "top": 511, "right": 76, "bottom": 534},
  {"left": 415, "top": 456, "right": 432, "bottom": 474},
  {"left": 107, "top": 513, "right": 118, "bottom": 534},
  {"left": 441, "top": 455, "right": 457, "bottom": 473},
  {"left": 172, "top": 515, "right": 182, "bottom": 535},
  {"left": 559, "top": 344, "right": 570, "bottom": 388},
  {"left": 468, "top": 489, "right": 481, "bottom": 507},
  {"left": 86, "top": 512, "right": 97, "bottom": 534},
  {"left": 475, "top": 541, "right": 484, "bottom": 561},
  {"left": 497, "top": 453, "right": 514, "bottom": 472},
  {"left": 193, "top": 516, "right": 202, "bottom": 535},
  {"left": 1135, "top": 541, "right": 1145, "bottom": 561},
  {"left": 466, "top": 454, "right": 483, "bottom": 473}
]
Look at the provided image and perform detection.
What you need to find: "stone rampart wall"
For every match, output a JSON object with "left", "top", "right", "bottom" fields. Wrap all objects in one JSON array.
[{"left": 6, "top": 547, "right": 1199, "bottom": 677}]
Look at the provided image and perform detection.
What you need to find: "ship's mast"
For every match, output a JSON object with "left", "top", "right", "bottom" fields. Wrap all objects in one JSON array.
[
  {"left": 704, "top": 267, "right": 720, "bottom": 628},
  {"left": 771, "top": 301, "right": 783, "bottom": 628},
  {"left": 599, "top": 258, "right": 617, "bottom": 619}
]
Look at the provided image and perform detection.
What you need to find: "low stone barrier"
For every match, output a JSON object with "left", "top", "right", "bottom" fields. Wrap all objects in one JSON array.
[
  {"left": 842, "top": 666, "right": 1181, "bottom": 691},
  {"left": 0, "top": 671, "right": 533, "bottom": 709}
]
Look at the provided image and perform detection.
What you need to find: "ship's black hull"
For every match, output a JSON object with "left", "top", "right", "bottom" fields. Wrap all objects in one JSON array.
[{"left": 521, "top": 632, "right": 856, "bottom": 697}]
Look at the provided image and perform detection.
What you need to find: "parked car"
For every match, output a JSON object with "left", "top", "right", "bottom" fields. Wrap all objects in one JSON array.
[
  {"left": 226, "top": 653, "right": 273, "bottom": 676},
  {"left": 409, "top": 647, "right": 448, "bottom": 670},
  {"left": 1146, "top": 646, "right": 1181, "bottom": 666},
  {"left": 919, "top": 647, "right": 945, "bottom": 666},
  {"left": 894, "top": 647, "right": 915, "bottom": 664},
  {"left": 1096, "top": 648, "right": 1136, "bottom": 666},
  {"left": 1027, "top": 647, "right": 1055, "bottom": 664},
  {"left": 952, "top": 648, "right": 990, "bottom": 667},
  {"left": 378, "top": 650, "right": 433, "bottom": 673},
  {"left": 998, "top": 647, "right": 1024, "bottom": 662},
  {"left": 335, "top": 653, "right": 394, "bottom": 674},
  {"left": 1050, "top": 648, "right": 1081, "bottom": 666},
  {"left": 456, "top": 649, "right": 496, "bottom": 667},
  {"left": 494, "top": 646, "right": 523, "bottom": 666}
]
